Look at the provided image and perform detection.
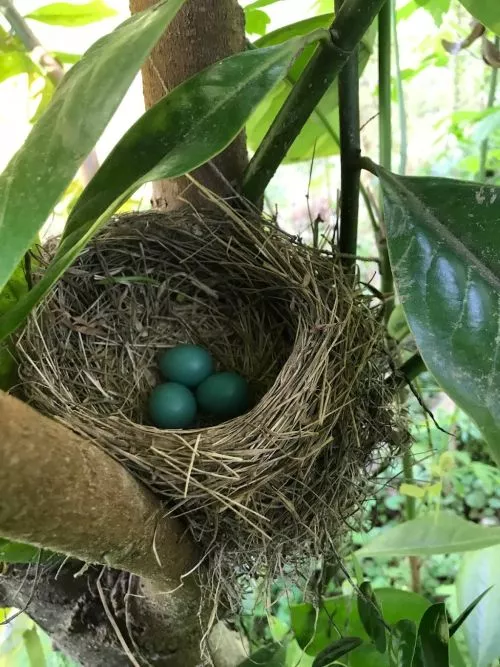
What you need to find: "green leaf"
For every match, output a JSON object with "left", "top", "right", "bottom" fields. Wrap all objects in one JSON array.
[
  {"left": 456, "top": 545, "right": 500, "bottom": 666},
  {"left": 23, "top": 628, "right": 46, "bottom": 667},
  {"left": 457, "top": 0, "right": 500, "bottom": 35},
  {"left": 370, "top": 163, "right": 500, "bottom": 465},
  {"left": 25, "top": 0, "right": 117, "bottom": 26},
  {"left": 237, "top": 642, "right": 287, "bottom": 666},
  {"left": 392, "top": 619, "right": 417, "bottom": 666},
  {"left": 357, "top": 582, "right": 387, "bottom": 653},
  {"left": 449, "top": 587, "right": 492, "bottom": 637},
  {"left": 413, "top": 604, "right": 449, "bottom": 667},
  {"left": 245, "top": 8, "right": 271, "bottom": 36},
  {"left": 0, "top": 260, "right": 29, "bottom": 390},
  {"left": 0, "top": 38, "right": 305, "bottom": 341},
  {"left": 387, "top": 304, "right": 411, "bottom": 341},
  {"left": 415, "top": 0, "right": 451, "bottom": 25},
  {"left": 356, "top": 514, "right": 500, "bottom": 558},
  {"left": 0, "top": 27, "right": 36, "bottom": 83},
  {"left": 312, "top": 637, "right": 363, "bottom": 666},
  {"left": 0, "top": 0, "right": 187, "bottom": 298},
  {"left": 247, "top": 15, "right": 376, "bottom": 162},
  {"left": 0, "top": 539, "right": 40, "bottom": 564},
  {"left": 291, "top": 589, "right": 429, "bottom": 657}
]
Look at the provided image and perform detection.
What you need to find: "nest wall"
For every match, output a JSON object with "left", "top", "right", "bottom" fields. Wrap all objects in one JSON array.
[{"left": 17, "top": 208, "right": 401, "bottom": 609}]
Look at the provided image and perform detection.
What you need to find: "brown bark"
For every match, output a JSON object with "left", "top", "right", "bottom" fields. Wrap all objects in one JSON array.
[
  {"left": 0, "top": 563, "right": 203, "bottom": 667},
  {"left": 0, "top": 392, "right": 198, "bottom": 588},
  {"left": 0, "top": 391, "right": 205, "bottom": 665},
  {"left": 129, "top": 0, "right": 248, "bottom": 209}
]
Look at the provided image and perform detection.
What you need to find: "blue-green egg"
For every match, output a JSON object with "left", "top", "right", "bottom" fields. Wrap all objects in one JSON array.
[
  {"left": 196, "top": 372, "right": 249, "bottom": 420},
  {"left": 159, "top": 344, "right": 214, "bottom": 388},
  {"left": 148, "top": 382, "right": 197, "bottom": 429}
]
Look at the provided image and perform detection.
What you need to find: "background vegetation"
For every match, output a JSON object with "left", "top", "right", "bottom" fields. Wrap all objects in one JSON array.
[{"left": 1, "top": 0, "right": 500, "bottom": 665}]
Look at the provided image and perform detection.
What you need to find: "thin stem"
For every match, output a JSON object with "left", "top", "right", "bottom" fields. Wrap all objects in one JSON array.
[
  {"left": 478, "top": 36, "right": 499, "bottom": 182},
  {"left": 241, "top": 0, "right": 388, "bottom": 203},
  {"left": 378, "top": 0, "right": 393, "bottom": 322},
  {"left": 402, "top": 449, "right": 421, "bottom": 592},
  {"left": 392, "top": 0, "right": 407, "bottom": 175},
  {"left": 336, "top": 0, "right": 360, "bottom": 266},
  {"left": 0, "top": 0, "right": 98, "bottom": 184}
]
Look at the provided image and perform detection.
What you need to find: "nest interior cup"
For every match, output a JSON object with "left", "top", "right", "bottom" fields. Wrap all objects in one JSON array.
[{"left": 17, "top": 208, "right": 400, "bottom": 607}]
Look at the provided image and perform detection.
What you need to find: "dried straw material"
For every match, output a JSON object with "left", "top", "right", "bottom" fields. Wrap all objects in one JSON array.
[{"left": 17, "top": 206, "right": 402, "bottom": 610}]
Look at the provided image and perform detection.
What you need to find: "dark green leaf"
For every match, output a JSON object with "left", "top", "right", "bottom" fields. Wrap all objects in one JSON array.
[
  {"left": 0, "top": 37, "right": 306, "bottom": 341},
  {"left": 23, "top": 627, "right": 46, "bottom": 667},
  {"left": 457, "top": 0, "right": 500, "bottom": 35},
  {"left": 0, "top": 0, "right": 187, "bottom": 297},
  {"left": 247, "top": 15, "right": 376, "bottom": 161},
  {"left": 371, "top": 163, "right": 500, "bottom": 465},
  {"left": 392, "top": 619, "right": 417, "bottom": 666},
  {"left": 0, "top": 539, "right": 40, "bottom": 564},
  {"left": 313, "top": 637, "right": 363, "bottom": 666},
  {"left": 0, "top": 260, "right": 29, "bottom": 390},
  {"left": 456, "top": 545, "right": 500, "bottom": 666},
  {"left": 237, "top": 642, "right": 287, "bottom": 666},
  {"left": 357, "top": 582, "right": 387, "bottom": 653},
  {"left": 356, "top": 514, "right": 500, "bottom": 557},
  {"left": 449, "top": 587, "right": 492, "bottom": 637},
  {"left": 413, "top": 603, "right": 449, "bottom": 667},
  {"left": 25, "top": 0, "right": 117, "bottom": 26}
]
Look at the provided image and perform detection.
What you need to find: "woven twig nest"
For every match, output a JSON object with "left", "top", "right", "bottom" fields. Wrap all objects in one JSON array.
[{"left": 17, "top": 207, "right": 402, "bottom": 610}]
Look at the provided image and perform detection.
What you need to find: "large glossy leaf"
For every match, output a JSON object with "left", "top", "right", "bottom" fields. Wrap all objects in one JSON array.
[
  {"left": 457, "top": 0, "right": 500, "bottom": 35},
  {"left": 413, "top": 604, "right": 449, "bottom": 667},
  {"left": 356, "top": 514, "right": 500, "bottom": 557},
  {"left": 0, "top": 38, "right": 307, "bottom": 342},
  {"left": 25, "top": 1, "right": 117, "bottom": 26},
  {"left": 456, "top": 545, "right": 500, "bottom": 667},
  {"left": 370, "top": 164, "right": 500, "bottom": 465},
  {"left": 449, "top": 587, "right": 491, "bottom": 638},
  {"left": 0, "top": 0, "right": 187, "bottom": 297},
  {"left": 247, "top": 15, "right": 376, "bottom": 161}
]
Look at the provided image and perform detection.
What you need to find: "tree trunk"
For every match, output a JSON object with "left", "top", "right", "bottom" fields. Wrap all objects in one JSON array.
[{"left": 129, "top": 0, "right": 248, "bottom": 209}]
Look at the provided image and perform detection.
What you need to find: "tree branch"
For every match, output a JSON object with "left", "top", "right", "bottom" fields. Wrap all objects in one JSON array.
[
  {"left": 336, "top": 0, "right": 361, "bottom": 267},
  {"left": 0, "top": 392, "right": 199, "bottom": 590},
  {"left": 241, "top": 0, "right": 387, "bottom": 203}
]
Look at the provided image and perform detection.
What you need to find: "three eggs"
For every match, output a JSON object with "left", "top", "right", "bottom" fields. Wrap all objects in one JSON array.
[{"left": 148, "top": 344, "right": 249, "bottom": 429}]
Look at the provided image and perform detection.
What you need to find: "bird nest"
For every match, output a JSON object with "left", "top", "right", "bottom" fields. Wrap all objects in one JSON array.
[{"left": 17, "top": 206, "right": 403, "bottom": 613}]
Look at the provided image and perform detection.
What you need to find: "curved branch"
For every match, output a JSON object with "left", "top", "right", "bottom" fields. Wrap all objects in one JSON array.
[{"left": 0, "top": 391, "right": 199, "bottom": 590}]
